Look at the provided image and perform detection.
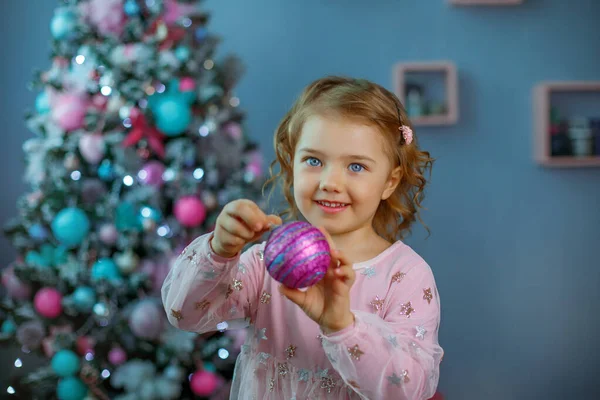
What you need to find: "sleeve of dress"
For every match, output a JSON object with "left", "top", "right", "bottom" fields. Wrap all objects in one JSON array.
[
  {"left": 161, "top": 232, "right": 266, "bottom": 333},
  {"left": 320, "top": 263, "right": 443, "bottom": 400}
]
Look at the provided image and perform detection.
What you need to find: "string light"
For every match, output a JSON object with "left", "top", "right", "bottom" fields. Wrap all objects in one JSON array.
[
  {"left": 101, "top": 369, "right": 111, "bottom": 379},
  {"left": 123, "top": 175, "right": 134, "bottom": 186},
  {"left": 216, "top": 321, "right": 228, "bottom": 331},
  {"left": 75, "top": 55, "right": 85, "bottom": 64},
  {"left": 193, "top": 168, "right": 204, "bottom": 180},
  {"left": 7, "top": 386, "right": 15, "bottom": 395},
  {"left": 14, "top": 358, "right": 22, "bottom": 368},
  {"left": 218, "top": 348, "right": 229, "bottom": 359}
]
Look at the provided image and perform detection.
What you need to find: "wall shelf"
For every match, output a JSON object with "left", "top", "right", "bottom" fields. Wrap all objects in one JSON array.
[
  {"left": 533, "top": 81, "right": 600, "bottom": 168},
  {"left": 448, "top": 0, "right": 523, "bottom": 5},
  {"left": 393, "top": 61, "right": 458, "bottom": 127}
]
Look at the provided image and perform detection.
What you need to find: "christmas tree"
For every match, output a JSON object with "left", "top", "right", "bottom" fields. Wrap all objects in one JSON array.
[{"left": 1, "top": 0, "right": 265, "bottom": 398}]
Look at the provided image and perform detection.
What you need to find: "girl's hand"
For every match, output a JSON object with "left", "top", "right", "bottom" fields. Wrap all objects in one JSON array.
[
  {"left": 279, "top": 228, "right": 356, "bottom": 334},
  {"left": 211, "top": 199, "right": 282, "bottom": 258}
]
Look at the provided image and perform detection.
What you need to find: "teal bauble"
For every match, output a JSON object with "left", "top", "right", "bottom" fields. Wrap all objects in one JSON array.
[
  {"left": 91, "top": 258, "right": 121, "bottom": 282},
  {"left": 56, "top": 377, "right": 87, "bottom": 400},
  {"left": 154, "top": 96, "right": 192, "bottom": 136},
  {"left": 51, "top": 350, "right": 80, "bottom": 377},
  {"left": 72, "top": 287, "right": 96, "bottom": 312},
  {"left": 50, "top": 9, "right": 76, "bottom": 40},
  {"left": 51, "top": 208, "right": 90, "bottom": 248}
]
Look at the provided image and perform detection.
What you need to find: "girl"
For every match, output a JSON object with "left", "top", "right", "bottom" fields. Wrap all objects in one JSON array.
[{"left": 162, "top": 76, "right": 443, "bottom": 399}]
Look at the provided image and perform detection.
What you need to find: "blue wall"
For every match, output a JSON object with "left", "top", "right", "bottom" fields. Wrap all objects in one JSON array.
[
  {"left": 204, "top": 1, "right": 600, "bottom": 398},
  {"left": 2, "top": 1, "right": 599, "bottom": 398}
]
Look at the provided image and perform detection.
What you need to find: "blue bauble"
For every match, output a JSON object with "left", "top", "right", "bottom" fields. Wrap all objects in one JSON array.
[
  {"left": 51, "top": 350, "right": 81, "bottom": 377},
  {"left": 153, "top": 96, "right": 191, "bottom": 136},
  {"left": 50, "top": 9, "right": 76, "bottom": 40},
  {"left": 175, "top": 46, "right": 191, "bottom": 62},
  {"left": 35, "top": 92, "right": 51, "bottom": 114},
  {"left": 97, "top": 160, "right": 114, "bottom": 181},
  {"left": 72, "top": 287, "right": 96, "bottom": 312},
  {"left": 57, "top": 377, "right": 88, "bottom": 400},
  {"left": 116, "top": 202, "right": 142, "bottom": 231},
  {"left": 124, "top": 0, "right": 140, "bottom": 16},
  {"left": 91, "top": 258, "right": 121, "bottom": 282},
  {"left": 29, "top": 223, "right": 48, "bottom": 241},
  {"left": 1, "top": 320, "right": 16, "bottom": 334},
  {"left": 195, "top": 27, "right": 208, "bottom": 42},
  {"left": 51, "top": 208, "right": 90, "bottom": 248}
]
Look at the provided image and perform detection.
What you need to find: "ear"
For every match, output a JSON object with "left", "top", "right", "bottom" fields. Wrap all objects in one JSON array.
[{"left": 381, "top": 166, "right": 401, "bottom": 200}]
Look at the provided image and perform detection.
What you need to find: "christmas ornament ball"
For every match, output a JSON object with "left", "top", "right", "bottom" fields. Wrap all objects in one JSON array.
[
  {"left": 108, "top": 347, "right": 127, "bottom": 365},
  {"left": 56, "top": 377, "right": 88, "bottom": 400},
  {"left": 190, "top": 370, "right": 218, "bottom": 396},
  {"left": 34, "top": 287, "right": 63, "bottom": 318},
  {"left": 129, "top": 301, "right": 163, "bottom": 340},
  {"left": 174, "top": 196, "right": 206, "bottom": 227},
  {"left": 51, "top": 349, "right": 81, "bottom": 377},
  {"left": 264, "top": 221, "right": 331, "bottom": 289},
  {"left": 91, "top": 258, "right": 122, "bottom": 282},
  {"left": 51, "top": 207, "right": 90, "bottom": 248},
  {"left": 72, "top": 286, "right": 96, "bottom": 312}
]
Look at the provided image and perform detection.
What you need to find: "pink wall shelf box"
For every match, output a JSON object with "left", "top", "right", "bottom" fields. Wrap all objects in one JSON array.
[
  {"left": 393, "top": 61, "right": 459, "bottom": 127},
  {"left": 448, "top": 0, "right": 523, "bottom": 6},
  {"left": 533, "top": 81, "right": 600, "bottom": 168}
]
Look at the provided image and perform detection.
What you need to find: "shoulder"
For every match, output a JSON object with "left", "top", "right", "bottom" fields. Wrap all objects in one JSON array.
[{"left": 381, "top": 241, "right": 437, "bottom": 293}]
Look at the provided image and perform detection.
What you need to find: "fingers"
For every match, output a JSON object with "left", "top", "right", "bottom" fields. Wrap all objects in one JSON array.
[
  {"left": 266, "top": 214, "right": 283, "bottom": 228},
  {"left": 278, "top": 285, "right": 306, "bottom": 307},
  {"left": 331, "top": 249, "right": 355, "bottom": 285},
  {"left": 226, "top": 200, "right": 282, "bottom": 232}
]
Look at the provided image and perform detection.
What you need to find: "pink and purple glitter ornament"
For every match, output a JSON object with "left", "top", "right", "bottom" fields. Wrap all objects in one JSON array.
[{"left": 264, "top": 221, "right": 331, "bottom": 289}]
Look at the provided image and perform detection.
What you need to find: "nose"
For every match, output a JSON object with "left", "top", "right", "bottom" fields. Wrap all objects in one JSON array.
[{"left": 319, "top": 165, "right": 343, "bottom": 192}]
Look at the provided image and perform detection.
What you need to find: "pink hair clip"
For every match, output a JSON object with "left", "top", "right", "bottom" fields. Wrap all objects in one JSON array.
[{"left": 400, "top": 125, "right": 413, "bottom": 145}]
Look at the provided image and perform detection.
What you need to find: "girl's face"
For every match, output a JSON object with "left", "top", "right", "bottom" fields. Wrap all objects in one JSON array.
[{"left": 292, "top": 114, "right": 400, "bottom": 239}]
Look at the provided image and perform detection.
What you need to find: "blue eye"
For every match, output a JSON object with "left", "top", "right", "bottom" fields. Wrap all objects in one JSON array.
[
  {"left": 349, "top": 163, "right": 364, "bottom": 172},
  {"left": 305, "top": 157, "right": 321, "bottom": 167}
]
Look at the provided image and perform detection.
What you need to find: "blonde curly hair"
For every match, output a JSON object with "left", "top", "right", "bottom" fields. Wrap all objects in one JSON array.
[{"left": 264, "top": 76, "right": 434, "bottom": 242}]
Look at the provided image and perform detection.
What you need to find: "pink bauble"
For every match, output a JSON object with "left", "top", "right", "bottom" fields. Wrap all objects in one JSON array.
[
  {"left": 174, "top": 196, "right": 206, "bottom": 227},
  {"left": 79, "top": 133, "right": 106, "bottom": 164},
  {"left": 245, "top": 160, "right": 263, "bottom": 178},
  {"left": 52, "top": 94, "right": 88, "bottom": 131},
  {"left": 108, "top": 347, "right": 127, "bottom": 365},
  {"left": 1, "top": 267, "right": 32, "bottom": 300},
  {"left": 139, "top": 161, "right": 165, "bottom": 186},
  {"left": 179, "top": 77, "right": 196, "bottom": 92},
  {"left": 264, "top": 221, "right": 331, "bottom": 288},
  {"left": 99, "top": 224, "right": 118, "bottom": 245},
  {"left": 34, "top": 288, "right": 63, "bottom": 318},
  {"left": 129, "top": 301, "right": 164, "bottom": 340},
  {"left": 190, "top": 370, "right": 218, "bottom": 396},
  {"left": 76, "top": 336, "right": 96, "bottom": 356},
  {"left": 223, "top": 122, "right": 242, "bottom": 140}
]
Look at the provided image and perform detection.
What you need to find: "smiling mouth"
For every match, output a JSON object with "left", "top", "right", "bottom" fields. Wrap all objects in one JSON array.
[{"left": 314, "top": 200, "right": 349, "bottom": 213}]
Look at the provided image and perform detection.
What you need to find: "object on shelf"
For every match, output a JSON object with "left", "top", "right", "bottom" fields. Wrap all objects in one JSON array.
[
  {"left": 533, "top": 81, "right": 600, "bottom": 167},
  {"left": 393, "top": 61, "right": 458, "bottom": 126},
  {"left": 568, "top": 117, "right": 593, "bottom": 157}
]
